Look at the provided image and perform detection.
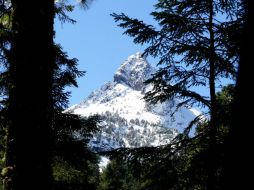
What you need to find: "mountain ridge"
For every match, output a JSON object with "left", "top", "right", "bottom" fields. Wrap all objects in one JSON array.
[{"left": 68, "top": 52, "right": 201, "bottom": 151}]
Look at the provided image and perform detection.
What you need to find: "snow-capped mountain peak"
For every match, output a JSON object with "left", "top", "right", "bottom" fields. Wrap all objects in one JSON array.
[
  {"left": 68, "top": 52, "right": 201, "bottom": 151},
  {"left": 113, "top": 52, "right": 154, "bottom": 91}
]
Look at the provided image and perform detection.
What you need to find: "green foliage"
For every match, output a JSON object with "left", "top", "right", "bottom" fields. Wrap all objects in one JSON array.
[
  {"left": 52, "top": 113, "right": 100, "bottom": 171},
  {"left": 53, "top": 156, "right": 99, "bottom": 190},
  {"left": 55, "top": 0, "right": 94, "bottom": 24},
  {"left": 0, "top": 1, "right": 98, "bottom": 189},
  {"left": 0, "top": 40, "right": 97, "bottom": 189},
  {"left": 112, "top": 0, "right": 241, "bottom": 113},
  {"left": 53, "top": 44, "right": 85, "bottom": 111},
  {"left": 102, "top": 84, "right": 235, "bottom": 190},
  {"left": 111, "top": 2, "right": 241, "bottom": 188},
  {"left": 98, "top": 158, "right": 141, "bottom": 190},
  {"left": 216, "top": 84, "right": 235, "bottom": 127},
  {"left": 0, "top": 108, "right": 7, "bottom": 190},
  {"left": 55, "top": 1, "right": 76, "bottom": 24},
  {"left": 174, "top": 125, "right": 226, "bottom": 189},
  {"left": 50, "top": 51, "right": 100, "bottom": 189}
]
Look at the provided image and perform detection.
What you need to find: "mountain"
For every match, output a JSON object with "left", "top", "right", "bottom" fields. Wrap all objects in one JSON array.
[{"left": 68, "top": 52, "right": 201, "bottom": 152}]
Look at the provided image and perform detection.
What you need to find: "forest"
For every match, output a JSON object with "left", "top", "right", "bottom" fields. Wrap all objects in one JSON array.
[{"left": 0, "top": 0, "right": 253, "bottom": 190}]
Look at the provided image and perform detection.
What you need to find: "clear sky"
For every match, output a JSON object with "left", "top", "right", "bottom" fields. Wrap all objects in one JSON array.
[{"left": 55, "top": 0, "right": 157, "bottom": 106}]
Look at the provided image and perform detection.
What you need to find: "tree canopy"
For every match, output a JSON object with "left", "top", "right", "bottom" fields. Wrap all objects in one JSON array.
[
  {"left": 110, "top": 0, "right": 243, "bottom": 189},
  {"left": 0, "top": 0, "right": 251, "bottom": 189},
  {"left": 0, "top": 0, "right": 98, "bottom": 189}
]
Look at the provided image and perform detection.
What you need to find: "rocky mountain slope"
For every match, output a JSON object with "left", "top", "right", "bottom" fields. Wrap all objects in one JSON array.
[{"left": 68, "top": 52, "right": 201, "bottom": 151}]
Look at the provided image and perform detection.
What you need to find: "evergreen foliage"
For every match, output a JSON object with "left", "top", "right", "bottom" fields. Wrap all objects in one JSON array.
[
  {"left": 0, "top": 0, "right": 98, "bottom": 189},
  {"left": 102, "top": 85, "right": 235, "bottom": 190},
  {"left": 111, "top": 1, "right": 242, "bottom": 189},
  {"left": 91, "top": 111, "right": 176, "bottom": 151},
  {"left": 0, "top": 37, "right": 99, "bottom": 190},
  {"left": 53, "top": 44, "right": 85, "bottom": 111},
  {"left": 112, "top": 0, "right": 241, "bottom": 114},
  {"left": 0, "top": 0, "right": 247, "bottom": 189},
  {"left": 52, "top": 113, "right": 100, "bottom": 190},
  {"left": 98, "top": 158, "right": 141, "bottom": 190}
]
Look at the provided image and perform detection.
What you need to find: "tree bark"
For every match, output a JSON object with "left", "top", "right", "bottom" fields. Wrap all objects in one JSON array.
[
  {"left": 5, "top": 0, "right": 55, "bottom": 189},
  {"left": 207, "top": 0, "right": 218, "bottom": 189},
  {"left": 222, "top": 0, "right": 254, "bottom": 189}
]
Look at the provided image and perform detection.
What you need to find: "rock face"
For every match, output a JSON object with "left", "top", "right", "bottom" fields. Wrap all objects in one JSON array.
[
  {"left": 68, "top": 52, "right": 201, "bottom": 151},
  {"left": 113, "top": 52, "right": 154, "bottom": 91}
]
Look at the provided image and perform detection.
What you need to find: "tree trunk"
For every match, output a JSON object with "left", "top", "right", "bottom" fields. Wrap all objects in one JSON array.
[
  {"left": 222, "top": 0, "right": 254, "bottom": 189},
  {"left": 207, "top": 0, "right": 218, "bottom": 189},
  {"left": 5, "top": 0, "right": 55, "bottom": 189}
]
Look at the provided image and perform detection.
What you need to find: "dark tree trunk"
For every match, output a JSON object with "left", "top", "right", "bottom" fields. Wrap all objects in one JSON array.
[
  {"left": 5, "top": 0, "right": 55, "bottom": 189},
  {"left": 207, "top": 0, "right": 218, "bottom": 189},
  {"left": 222, "top": 0, "right": 254, "bottom": 189}
]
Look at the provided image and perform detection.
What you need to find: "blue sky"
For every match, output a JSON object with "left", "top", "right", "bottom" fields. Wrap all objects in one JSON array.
[
  {"left": 55, "top": 0, "right": 157, "bottom": 106},
  {"left": 55, "top": 0, "right": 231, "bottom": 109}
]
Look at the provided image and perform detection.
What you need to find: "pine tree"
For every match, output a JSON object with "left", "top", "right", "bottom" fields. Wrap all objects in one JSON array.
[
  {"left": 51, "top": 45, "right": 100, "bottom": 190},
  {"left": 104, "top": 84, "right": 235, "bottom": 190},
  {"left": 5, "top": 1, "right": 55, "bottom": 189},
  {"left": 0, "top": 0, "right": 95, "bottom": 189},
  {"left": 175, "top": 85, "right": 235, "bottom": 190},
  {"left": 112, "top": 0, "right": 242, "bottom": 189},
  {"left": 98, "top": 158, "right": 141, "bottom": 190},
  {"left": 222, "top": 0, "right": 254, "bottom": 189},
  {"left": 112, "top": 0, "right": 240, "bottom": 127},
  {"left": 52, "top": 113, "right": 100, "bottom": 190}
]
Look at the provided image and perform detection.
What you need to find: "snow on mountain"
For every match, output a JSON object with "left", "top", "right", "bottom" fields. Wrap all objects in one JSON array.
[
  {"left": 68, "top": 52, "right": 201, "bottom": 151},
  {"left": 113, "top": 52, "right": 154, "bottom": 91}
]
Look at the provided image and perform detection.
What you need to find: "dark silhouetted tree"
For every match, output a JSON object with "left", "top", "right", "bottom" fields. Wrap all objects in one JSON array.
[
  {"left": 112, "top": 0, "right": 242, "bottom": 189},
  {"left": 5, "top": 1, "right": 55, "bottom": 189},
  {"left": 222, "top": 0, "right": 254, "bottom": 189},
  {"left": 51, "top": 45, "right": 100, "bottom": 189},
  {"left": 98, "top": 158, "right": 141, "bottom": 190},
  {"left": 0, "top": 0, "right": 95, "bottom": 189},
  {"left": 1, "top": 43, "right": 99, "bottom": 190},
  {"left": 52, "top": 113, "right": 100, "bottom": 190},
  {"left": 103, "top": 84, "right": 235, "bottom": 190}
]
